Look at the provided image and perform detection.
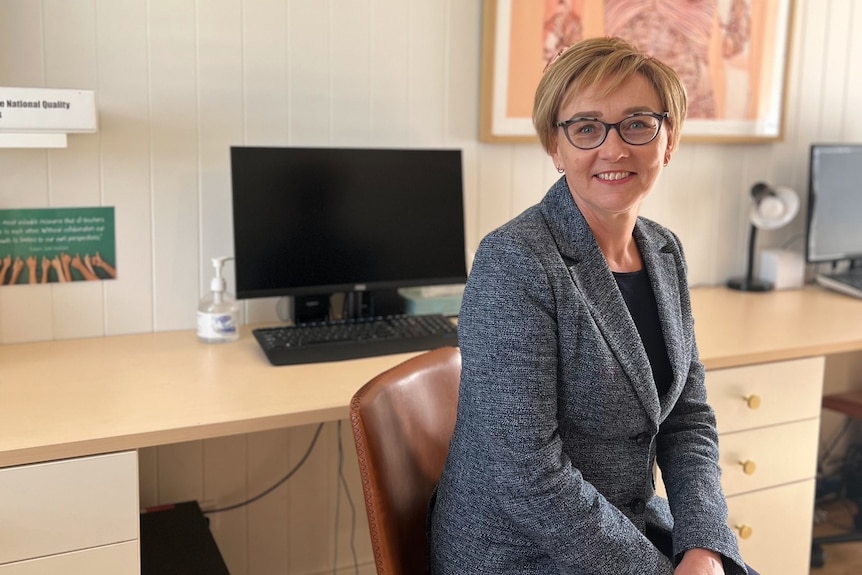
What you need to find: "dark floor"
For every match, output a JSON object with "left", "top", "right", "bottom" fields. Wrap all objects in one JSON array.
[{"left": 811, "top": 499, "right": 862, "bottom": 575}]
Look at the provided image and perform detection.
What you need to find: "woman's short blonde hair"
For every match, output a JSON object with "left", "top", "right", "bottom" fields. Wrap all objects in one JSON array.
[{"left": 533, "top": 36, "right": 688, "bottom": 155}]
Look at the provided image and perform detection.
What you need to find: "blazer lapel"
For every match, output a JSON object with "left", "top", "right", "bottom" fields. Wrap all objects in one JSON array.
[
  {"left": 541, "top": 179, "right": 661, "bottom": 427},
  {"left": 634, "top": 221, "right": 688, "bottom": 418}
]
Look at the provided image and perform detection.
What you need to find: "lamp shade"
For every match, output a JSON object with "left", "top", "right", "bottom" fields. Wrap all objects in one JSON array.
[{"left": 749, "top": 183, "right": 800, "bottom": 230}]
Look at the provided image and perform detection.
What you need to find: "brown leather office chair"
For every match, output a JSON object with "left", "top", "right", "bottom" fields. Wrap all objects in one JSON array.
[
  {"left": 349, "top": 346, "right": 461, "bottom": 575},
  {"left": 811, "top": 390, "right": 862, "bottom": 568}
]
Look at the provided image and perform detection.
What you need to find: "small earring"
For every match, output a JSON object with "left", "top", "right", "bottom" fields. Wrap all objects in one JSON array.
[{"left": 556, "top": 166, "right": 564, "bottom": 174}]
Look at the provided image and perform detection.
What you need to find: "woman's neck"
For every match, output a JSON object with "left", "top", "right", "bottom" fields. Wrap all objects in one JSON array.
[{"left": 582, "top": 211, "right": 642, "bottom": 273}]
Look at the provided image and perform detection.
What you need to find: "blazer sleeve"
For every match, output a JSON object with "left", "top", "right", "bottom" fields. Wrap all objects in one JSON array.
[
  {"left": 653, "top": 233, "right": 747, "bottom": 574},
  {"left": 458, "top": 230, "right": 675, "bottom": 574}
]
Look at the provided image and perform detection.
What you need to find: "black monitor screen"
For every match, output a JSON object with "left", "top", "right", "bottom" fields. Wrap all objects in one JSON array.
[
  {"left": 806, "top": 144, "right": 862, "bottom": 263},
  {"left": 230, "top": 146, "right": 467, "bottom": 299}
]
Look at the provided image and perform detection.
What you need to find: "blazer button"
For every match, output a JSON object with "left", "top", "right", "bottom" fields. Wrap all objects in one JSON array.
[
  {"left": 628, "top": 498, "right": 646, "bottom": 514},
  {"left": 634, "top": 432, "right": 651, "bottom": 446}
]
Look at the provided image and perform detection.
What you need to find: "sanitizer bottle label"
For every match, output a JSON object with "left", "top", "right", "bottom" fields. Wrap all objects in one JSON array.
[{"left": 197, "top": 312, "right": 238, "bottom": 340}]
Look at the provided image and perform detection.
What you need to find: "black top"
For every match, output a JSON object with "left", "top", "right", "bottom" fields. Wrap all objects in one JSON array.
[{"left": 613, "top": 269, "right": 673, "bottom": 396}]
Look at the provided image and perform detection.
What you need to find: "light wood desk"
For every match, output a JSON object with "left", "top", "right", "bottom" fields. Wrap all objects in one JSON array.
[{"left": 3, "top": 285, "right": 862, "bottom": 573}]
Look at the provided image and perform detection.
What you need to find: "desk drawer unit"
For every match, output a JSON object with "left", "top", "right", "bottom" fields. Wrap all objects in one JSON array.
[
  {"left": 707, "top": 357, "right": 824, "bottom": 575},
  {"left": 0, "top": 451, "right": 139, "bottom": 573}
]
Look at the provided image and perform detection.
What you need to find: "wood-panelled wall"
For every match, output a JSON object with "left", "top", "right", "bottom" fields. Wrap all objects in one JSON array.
[{"left": 2, "top": 1, "right": 862, "bottom": 573}]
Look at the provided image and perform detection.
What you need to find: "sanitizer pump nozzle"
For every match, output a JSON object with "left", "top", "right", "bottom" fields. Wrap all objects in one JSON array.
[
  {"left": 210, "top": 256, "right": 229, "bottom": 304},
  {"left": 197, "top": 256, "right": 239, "bottom": 343}
]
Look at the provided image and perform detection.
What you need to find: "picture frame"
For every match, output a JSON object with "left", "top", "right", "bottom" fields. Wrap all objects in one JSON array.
[{"left": 479, "top": 0, "right": 795, "bottom": 144}]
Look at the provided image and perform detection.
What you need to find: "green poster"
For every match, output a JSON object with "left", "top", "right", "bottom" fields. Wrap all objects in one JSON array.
[{"left": 0, "top": 207, "right": 116, "bottom": 285}]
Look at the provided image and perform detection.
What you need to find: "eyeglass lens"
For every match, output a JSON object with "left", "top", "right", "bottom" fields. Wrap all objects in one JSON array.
[{"left": 565, "top": 114, "right": 662, "bottom": 149}]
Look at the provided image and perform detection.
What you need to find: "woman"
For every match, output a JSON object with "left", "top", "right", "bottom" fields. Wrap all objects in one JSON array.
[{"left": 429, "top": 37, "right": 753, "bottom": 574}]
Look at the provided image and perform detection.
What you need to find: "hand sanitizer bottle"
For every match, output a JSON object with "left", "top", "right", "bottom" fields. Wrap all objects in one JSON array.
[{"left": 197, "top": 256, "right": 239, "bottom": 343}]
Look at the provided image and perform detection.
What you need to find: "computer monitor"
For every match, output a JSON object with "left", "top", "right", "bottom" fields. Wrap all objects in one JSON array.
[
  {"left": 230, "top": 146, "right": 468, "bottom": 317},
  {"left": 806, "top": 143, "right": 862, "bottom": 264}
]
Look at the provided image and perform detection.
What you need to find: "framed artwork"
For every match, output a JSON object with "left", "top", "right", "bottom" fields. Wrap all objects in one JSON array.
[{"left": 479, "top": 0, "right": 795, "bottom": 144}]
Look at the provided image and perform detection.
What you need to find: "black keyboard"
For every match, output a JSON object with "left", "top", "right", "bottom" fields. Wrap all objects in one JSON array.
[
  {"left": 252, "top": 313, "right": 458, "bottom": 365},
  {"left": 816, "top": 271, "right": 862, "bottom": 299}
]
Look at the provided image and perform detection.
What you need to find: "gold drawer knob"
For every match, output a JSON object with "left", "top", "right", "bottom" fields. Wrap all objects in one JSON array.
[
  {"left": 735, "top": 524, "right": 753, "bottom": 539},
  {"left": 744, "top": 395, "right": 762, "bottom": 410},
  {"left": 739, "top": 460, "right": 757, "bottom": 475}
]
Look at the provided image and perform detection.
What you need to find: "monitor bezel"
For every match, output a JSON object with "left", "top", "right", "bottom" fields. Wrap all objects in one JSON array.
[{"left": 230, "top": 145, "right": 469, "bottom": 301}]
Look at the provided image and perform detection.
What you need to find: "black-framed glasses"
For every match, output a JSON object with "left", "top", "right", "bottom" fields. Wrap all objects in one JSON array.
[{"left": 555, "top": 112, "right": 669, "bottom": 150}]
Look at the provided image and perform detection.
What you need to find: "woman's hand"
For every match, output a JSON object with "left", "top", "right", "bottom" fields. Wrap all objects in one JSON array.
[{"left": 674, "top": 548, "right": 725, "bottom": 575}]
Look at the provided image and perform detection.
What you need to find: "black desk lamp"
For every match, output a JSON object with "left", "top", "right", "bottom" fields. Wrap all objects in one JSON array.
[{"left": 727, "top": 182, "right": 799, "bottom": 291}]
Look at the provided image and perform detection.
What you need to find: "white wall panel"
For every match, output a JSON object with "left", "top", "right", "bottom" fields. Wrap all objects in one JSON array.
[
  {"left": 331, "top": 1, "right": 372, "bottom": 146},
  {"left": 846, "top": 1, "right": 862, "bottom": 140},
  {"left": 510, "top": 145, "right": 550, "bottom": 218},
  {"left": 0, "top": 149, "right": 52, "bottom": 343},
  {"left": 197, "top": 0, "right": 244, "bottom": 318},
  {"left": 288, "top": 0, "right": 333, "bottom": 145},
  {"left": 0, "top": 0, "right": 45, "bottom": 86},
  {"left": 43, "top": 0, "right": 98, "bottom": 90},
  {"left": 407, "top": 0, "right": 446, "bottom": 146},
  {"left": 44, "top": 0, "right": 106, "bottom": 338},
  {"left": 0, "top": 2, "right": 47, "bottom": 343},
  {"left": 475, "top": 144, "right": 514, "bottom": 242},
  {"left": 0, "top": 284, "right": 54, "bottom": 342},
  {"left": 821, "top": 1, "right": 853, "bottom": 140},
  {"left": 443, "top": 0, "right": 481, "bottom": 145},
  {"left": 243, "top": 0, "right": 289, "bottom": 145},
  {"left": 369, "top": 0, "right": 410, "bottom": 145},
  {"left": 149, "top": 0, "right": 201, "bottom": 332},
  {"left": 95, "top": 0, "right": 154, "bottom": 336}
]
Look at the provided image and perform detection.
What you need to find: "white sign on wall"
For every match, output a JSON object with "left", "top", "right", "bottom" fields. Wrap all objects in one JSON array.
[{"left": 0, "top": 87, "right": 97, "bottom": 133}]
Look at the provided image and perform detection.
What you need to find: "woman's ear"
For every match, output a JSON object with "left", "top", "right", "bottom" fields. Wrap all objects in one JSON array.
[{"left": 550, "top": 138, "right": 564, "bottom": 172}]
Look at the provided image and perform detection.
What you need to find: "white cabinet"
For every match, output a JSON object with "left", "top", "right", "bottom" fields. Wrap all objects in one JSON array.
[
  {"left": 708, "top": 356, "right": 824, "bottom": 575},
  {"left": 0, "top": 451, "right": 139, "bottom": 574}
]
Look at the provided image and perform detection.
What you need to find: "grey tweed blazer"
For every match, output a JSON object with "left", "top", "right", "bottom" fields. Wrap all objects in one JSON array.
[{"left": 429, "top": 177, "right": 746, "bottom": 575}]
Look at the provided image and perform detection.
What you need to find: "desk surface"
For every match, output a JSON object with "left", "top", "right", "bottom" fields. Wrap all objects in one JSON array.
[{"left": 3, "top": 286, "right": 862, "bottom": 468}]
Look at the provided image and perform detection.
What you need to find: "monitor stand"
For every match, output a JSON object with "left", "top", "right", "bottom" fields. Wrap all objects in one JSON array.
[
  {"left": 342, "top": 289, "right": 406, "bottom": 320},
  {"left": 293, "top": 294, "right": 330, "bottom": 324},
  {"left": 293, "top": 289, "right": 406, "bottom": 324}
]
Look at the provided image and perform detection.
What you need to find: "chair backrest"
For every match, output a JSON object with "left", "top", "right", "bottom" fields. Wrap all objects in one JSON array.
[{"left": 349, "top": 346, "right": 461, "bottom": 575}]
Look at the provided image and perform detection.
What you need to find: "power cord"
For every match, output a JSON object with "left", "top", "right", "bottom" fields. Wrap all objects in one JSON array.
[{"left": 203, "top": 422, "right": 325, "bottom": 515}]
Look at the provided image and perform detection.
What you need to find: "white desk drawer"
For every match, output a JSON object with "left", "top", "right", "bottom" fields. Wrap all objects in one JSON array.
[
  {"left": 0, "top": 541, "right": 139, "bottom": 575},
  {"left": 718, "top": 418, "right": 819, "bottom": 496},
  {"left": 706, "top": 357, "right": 824, "bottom": 433},
  {"left": 0, "top": 451, "right": 138, "bottom": 565},
  {"left": 727, "top": 479, "right": 815, "bottom": 575}
]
